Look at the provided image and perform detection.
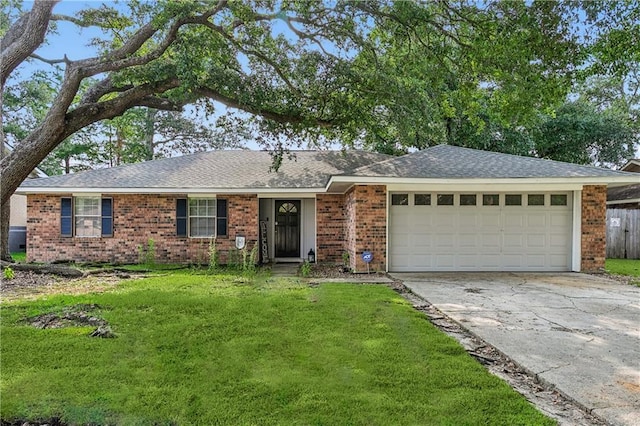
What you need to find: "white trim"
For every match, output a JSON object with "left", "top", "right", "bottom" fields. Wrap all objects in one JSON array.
[
  {"left": 187, "top": 193, "right": 218, "bottom": 198},
  {"left": 16, "top": 187, "right": 321, "bottom": 195},
  {"left": 606, "top": 198, "right": 640, "bottom": 205},
  {"left": 258, "top": 193, "right": 317, "bottom": 199},
  {"left": 326, "top": 175, "right": 640, "bottom": 190},
  {"left": 385, "top": 183, "right": 586, "bottom": 192},
  {"left": 72, "top": 192, "right": 102, "bottom": 197},
  {"left": 385, "top": 190, "right": 390, "bottom": 272},
  {"left": 621, "top": 159, "right": 640, "bottom": 171},
  {"left": 572, "top": 191, "right": 582, "bottom": 272}
]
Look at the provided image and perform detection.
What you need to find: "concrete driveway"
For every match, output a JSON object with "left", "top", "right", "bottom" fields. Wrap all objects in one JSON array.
[{"left": 392, "top": 273, "right": 640, "bottom": 426}]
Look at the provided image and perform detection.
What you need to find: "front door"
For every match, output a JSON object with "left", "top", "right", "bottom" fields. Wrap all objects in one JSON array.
[{"left": 275, "top": 200, "right": 300, "bottom": 258}]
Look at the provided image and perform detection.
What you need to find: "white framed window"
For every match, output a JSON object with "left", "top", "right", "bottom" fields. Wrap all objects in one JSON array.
[
  {"left": 189, "top": 198, "right": 216, "bottom": 237},
  {"left": 61, "top": 196, "right": 113, "bottom": 238},
  {"left": 176, "top": 197, "right": 228, "bottom": 238}
]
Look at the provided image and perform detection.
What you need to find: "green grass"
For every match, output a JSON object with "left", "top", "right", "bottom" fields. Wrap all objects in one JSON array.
[
  {"left": 9, "top": 251, "right": 26, "bottom": 262},
  {"left": 606, "top": 259, "right": 640, "bottom": 286},
  {"left": 1, "top": 272, "right": 553, "bottom": 425},
  {"left": 606, "top": 258, "right": 640, "bottom": 277}
]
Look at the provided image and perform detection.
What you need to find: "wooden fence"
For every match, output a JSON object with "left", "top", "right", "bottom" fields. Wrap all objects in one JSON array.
[{"left": 606, "top": 209, "right": 640, "bottom": 259}]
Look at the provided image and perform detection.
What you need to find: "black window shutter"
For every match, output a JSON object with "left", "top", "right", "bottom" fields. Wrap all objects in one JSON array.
[
  {"left": 216, "top": 199, "right": 227, "bottom": 237},
  {"left": 176, "top": 198, "right": 187, "bottom": 236},
  {"left": 101, "top": 198, "right": 113, "bottom": 237},
  {"left": 61, "top": 197, "right": 73, "bottom": 237}
]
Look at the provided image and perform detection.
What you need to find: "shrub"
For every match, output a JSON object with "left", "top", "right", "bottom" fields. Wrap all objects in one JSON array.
[
  {"left": 208, "top": 238, "right": 218, "bottom": 273},
  {"left": 138, "top": 239, "right": 156, "bottom": 267},
  {"left": 3, "top": 266, "right": 15, "bottom": 280},
  {"left": 300, "top": 261, "right": 312, "bottom": 277}
]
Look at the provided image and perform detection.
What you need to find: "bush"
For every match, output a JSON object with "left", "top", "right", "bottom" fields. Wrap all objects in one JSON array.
[
  {"left": 138, "top": 239, "right": 156, "bottom": 267},
  {"left": 3, "top": 266, "right": 15, "bottom": 280}
]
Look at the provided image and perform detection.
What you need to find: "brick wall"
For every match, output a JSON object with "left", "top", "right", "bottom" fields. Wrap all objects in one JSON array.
[
  {"left": 344, "top": 188, "right": 357, "bottom": 268},
  {"left": 581, "top": 185, "right": 607, "bottom": 272},
  {"left": 27, "top": 194, "right": 258, "bottom": 264},
  {"left": 315, "top": 194, "right": 345, "bottom": 263},
  {"left": 344, "top": 185, "right": 387, "bottom": 272}
]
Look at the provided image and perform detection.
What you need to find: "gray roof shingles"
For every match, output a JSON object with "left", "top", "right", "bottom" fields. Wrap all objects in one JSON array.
[
  {"left": 19, "top": 145, "right": 639, "bottom": 192},
  {"left": 348, "top": 145, "right": 638, "bottom": 179},
  {"left": 607, "top": 184, "right": 640, "bottom": 202},
  {"left": 19, "top": 150, "right": 392, "bottom": 190}
]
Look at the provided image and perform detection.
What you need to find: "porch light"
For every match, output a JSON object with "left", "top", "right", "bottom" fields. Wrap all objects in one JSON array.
[{"left": 307, "top": 249, "right": 315, "bottom": 263}]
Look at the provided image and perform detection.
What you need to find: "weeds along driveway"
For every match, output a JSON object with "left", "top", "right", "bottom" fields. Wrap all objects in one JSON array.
[{"left": 393, "top": 272, "right": 640, "bottom": 426}]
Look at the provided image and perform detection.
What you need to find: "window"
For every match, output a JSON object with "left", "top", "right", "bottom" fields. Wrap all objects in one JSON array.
[
  {"left": 415, "top": 194, "right": 431, "bottom": 206},
  {"left": 391, "top": 194, "right": 409, "bottom": 206},
  {"left": 60, "top": 196, "right": 112, "bottom": 237},
  {"left": 528, "top": 194, "right": 545, "bottom": 206},
  {"left": 550, "top": 194, "right": 568, "bottom": 206},
  {"left": 437, "top": 194, "right": 454, "bottom": 206},
  {"left": 176, "top": 198, "right": 227, "bottom": 237},
  {"left": 460, "top": 194, "right": 477, "bottom": 206},
  {"left": 482, "top": 194, "right": 499, "bottom": 206},
  {"left": 505, "top": 194, "right": 522, "bottom": 206},
  {"left": 189, "top": 198, "right": 215, "bottom": 237}
]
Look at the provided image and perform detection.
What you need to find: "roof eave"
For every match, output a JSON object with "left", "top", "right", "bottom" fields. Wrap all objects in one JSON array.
[
  {"left": 607, "top": 198, "right": 640, "bottom": 205},
  {"left": 15, "top": 186, "right": 323, "bottom": 195},
  {"left": 325, "top": 175, "right": 640, "bottom": 192}
]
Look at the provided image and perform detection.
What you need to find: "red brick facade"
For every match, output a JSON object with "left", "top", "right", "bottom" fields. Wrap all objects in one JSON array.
[
  {"left": 26, "top": 185, "right": 607, "bottom": 272},
  {"left": 27, "top": 194, "right": 258, "bottom": 264},
  {"left": 315, "top": 194, "right": 346, "bottom": 263},
  {"left": 343, "top": 185, "right": 387, "bottom": 272},
  {"left": 581, "top": 185, "right": 607, "bottom": 272}
]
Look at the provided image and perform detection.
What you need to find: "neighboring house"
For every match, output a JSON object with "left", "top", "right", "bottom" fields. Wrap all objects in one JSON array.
[
  {"left": 8, "top": 168, "right": 47, "bottom": 253},
  {"left": 16, "top": 145, "right": 639, "bottom": 272},
  {"left": 606, "top": 159, "right": 640, "bottom": 209}
]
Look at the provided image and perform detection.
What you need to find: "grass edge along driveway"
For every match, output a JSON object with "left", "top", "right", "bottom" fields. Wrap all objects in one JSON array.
[{"left": 1, "top": 272, "right": 554, "bottom": 425}]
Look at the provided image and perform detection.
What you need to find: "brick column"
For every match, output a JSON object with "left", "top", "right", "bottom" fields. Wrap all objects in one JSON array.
[
  {"left": 316, "top": 194, "right": 346, "bottom": 263},
  {"left": 344, "top": 185, "right": 387, "bottom": 272},
  {"left": 581, "top": 185, "right": 607, "bottom": 272}
]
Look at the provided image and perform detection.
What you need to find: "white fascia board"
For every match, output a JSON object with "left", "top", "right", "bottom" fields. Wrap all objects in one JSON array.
[
  {"left": 257, "top": 193, "right": 317, "bottom": 199},
  {"left": 326, "top": 175, "right": 640, "bottom": 191},
  {"left": 385, "top": 183, "right": 585, "bottom": 192},
  {"left": 15, "top": 187, "right": 322, "bottom": 195},
  {"left": 606, "top": 198, "right": 640, "bottom": 205}
]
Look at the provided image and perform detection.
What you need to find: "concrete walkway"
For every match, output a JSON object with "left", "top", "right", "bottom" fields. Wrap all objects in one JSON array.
[{"left": 393, "top": 272, "right": 640, "bottom": 426}]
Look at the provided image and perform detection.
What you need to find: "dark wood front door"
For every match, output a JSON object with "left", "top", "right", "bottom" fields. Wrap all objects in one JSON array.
[{"left": 275, "top": 200, "right": 300, "bottom": 257}]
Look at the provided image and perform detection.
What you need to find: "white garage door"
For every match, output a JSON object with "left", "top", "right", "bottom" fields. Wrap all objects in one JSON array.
[{"left": 389, "top": 192, "right": 572, "bottom": 272}]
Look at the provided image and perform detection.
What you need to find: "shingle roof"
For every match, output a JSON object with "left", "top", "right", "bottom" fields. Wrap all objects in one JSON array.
[
  {"left": 19, "top": 150, "right": 391, "bottom": 190},
  {"left": 607, "top": 184, "right": 640, "bottom": 202},
  {"left": 348, "top": 145, "right": 637, "bottom": 179},
  {"left": 19, "top": 145, "right": 639, "bottom": 193}
]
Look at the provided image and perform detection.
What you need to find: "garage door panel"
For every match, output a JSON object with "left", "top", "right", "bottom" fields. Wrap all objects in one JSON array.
[
  {"left": 550, "top": 214, "right": 570, "bottom": 227},
  {"left": 503, "top": 234, "right": 523, "bottom": 247},
  {"left": 481, "top": 214, "right": 501, "bottom": 227},
  {"left": 481, "top": 234, "right": 500, "bottom": 248},
  {"left": 526, "top": 254, "right": 546, "bottom": 268},
  {"left": 526, "top": 234, "right": 546, "bottom": 248},
  {"left": 389, "top": 192, "right": 572, "bottom": 272}
]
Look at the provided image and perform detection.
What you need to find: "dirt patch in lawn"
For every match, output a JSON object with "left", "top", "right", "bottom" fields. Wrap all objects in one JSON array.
[
  {"left": 305, "top": 263, "right": 387, "bottom": 279},
  {"left": 1, "top": 270, "right": 138, "bottom": 302}
]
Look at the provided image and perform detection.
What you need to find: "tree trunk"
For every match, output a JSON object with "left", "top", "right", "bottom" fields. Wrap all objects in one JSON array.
[
  {"left": 145, "top": 108, "right": 157, "bottom": 161},
  {"left": 0, "top": 200, "right": 11, "bottom": 262}
]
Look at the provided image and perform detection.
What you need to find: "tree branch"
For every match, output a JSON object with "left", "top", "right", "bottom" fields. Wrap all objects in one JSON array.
[
  {"left": 30, "top": 53, "right": 71, "bottom": 65},
  {"left": 1, "top": 0, "right": 59, "bottom": 87},
  {"left": 194, "top": 87, "right": 334, "bottom": 128}
]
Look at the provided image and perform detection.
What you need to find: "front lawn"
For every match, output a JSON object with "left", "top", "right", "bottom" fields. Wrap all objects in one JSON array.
[
  {"left": 605, "top": 258, "right": 640, "bottom": 277},
  {"left": 1, "top": 272, "right": 553, "bottom": 425}
]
